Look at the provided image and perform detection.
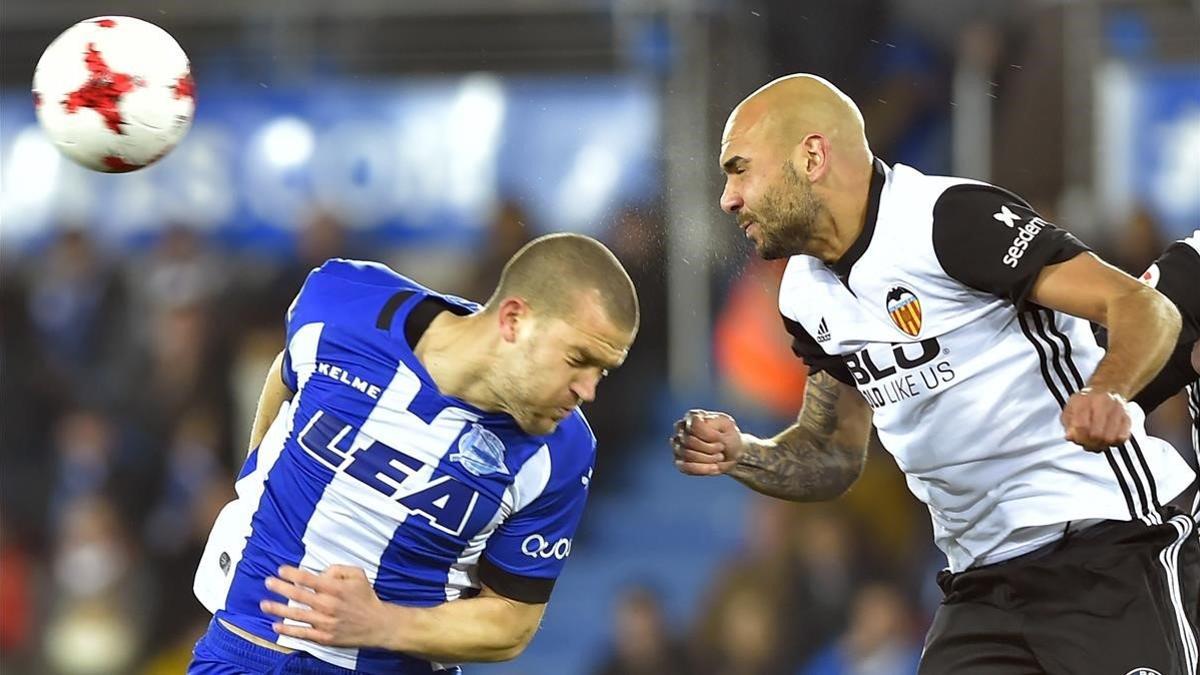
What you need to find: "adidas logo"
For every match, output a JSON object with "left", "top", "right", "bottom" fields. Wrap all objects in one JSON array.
[{"left": 816, "top": 317, "right": 831, "bottom": 343}]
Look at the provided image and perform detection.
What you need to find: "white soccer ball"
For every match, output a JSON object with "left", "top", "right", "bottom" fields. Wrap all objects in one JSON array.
[{"left": 32, "top": 16, "right": 195, "bottom": 173}]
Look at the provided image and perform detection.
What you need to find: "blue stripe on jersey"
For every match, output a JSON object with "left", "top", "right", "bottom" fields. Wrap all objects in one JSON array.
[
  {"left": 220, "top": 439, "right": 337, "bottom": 639},
  {"left": 407, "top": 380, "right": 457, "bottom": 425},
  {"left": 238, "top": 449, "right": 258, "bottom": 481}
]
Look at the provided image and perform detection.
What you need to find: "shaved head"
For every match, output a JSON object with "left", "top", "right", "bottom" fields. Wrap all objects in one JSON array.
[
  {"left": 487, "top": 233, "right": 639, "bottom": 333},
  {"left": 719, "top": 74, "right": 875, "bottom": 262},
  {"left": 722, "top": 74, "right": 870, "bottom": 171}
]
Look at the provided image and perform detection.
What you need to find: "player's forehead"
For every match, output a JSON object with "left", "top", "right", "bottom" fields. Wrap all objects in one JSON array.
[
  {"left": 720, "top": 105, "right": 769, "bottom": 166},
  {"left": 548, "top": 303, "right": 632, "bottom": 368}
]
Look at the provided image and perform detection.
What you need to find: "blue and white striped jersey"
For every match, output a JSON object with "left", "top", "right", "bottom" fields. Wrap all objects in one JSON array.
[{"left": 194, "top": 259, "right": 596, "bottom": 673}]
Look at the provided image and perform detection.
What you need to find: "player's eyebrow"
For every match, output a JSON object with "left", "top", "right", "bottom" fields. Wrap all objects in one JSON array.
[
  {"left": 721, "top": 155, "right": 747, "bottom": 174},
  {"left": 571, "top": 347, "right": 621, "bottom": 371}
]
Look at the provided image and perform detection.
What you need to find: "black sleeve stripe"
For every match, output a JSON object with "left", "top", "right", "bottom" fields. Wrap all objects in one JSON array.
[
  {"left": 931, "top": 184, "right": 1090, "bottom": 309},
  {"left": 376, "top": 290, "right": 415, "bottom": 330},
  {"left": 280, "top": 350, "right": 297, "bottom": 392},
  {"left": 477, "top": 555, "right": 555, "bottom": 604},
  {"left": 780, "top": 315, "right": 855, "bottom": 386}
]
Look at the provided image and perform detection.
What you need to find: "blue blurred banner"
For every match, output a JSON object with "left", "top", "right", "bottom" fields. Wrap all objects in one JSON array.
[
  {"left": 1098, "top": 62, "right": 1200, "bottom": 241},
  {"left": 1, "top": 75, "right": 660, "bottom": 251},
  {"left": 1128, "top": 65, "right": 1200, "bottom": 240}
]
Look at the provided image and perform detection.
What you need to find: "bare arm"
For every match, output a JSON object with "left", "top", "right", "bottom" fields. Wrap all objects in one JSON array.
[
  {"left": 729, "top": 372, "right": 873, "bottom": 500},
  {"left": 673, "top": 371, "right": 873, "bottom": 502},
  {"left": 263, "top": 565, "right": 545, "bottom": 663},
  {"left": 1033, "top": 252, "right": 1181, "bottom": 399},
  {"left": 379, "top": 585, "right": 545, "bottom": 662},
  {"left": 1030, "top": 253, "right": 1181, "bottom": 449},
  {"left": 247, "top": 351, "right": 293, "bottom": 456}
]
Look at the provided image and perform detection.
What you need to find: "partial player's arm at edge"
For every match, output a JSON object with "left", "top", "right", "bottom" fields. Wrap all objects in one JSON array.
[
  {"left": 247, "top": 350, "right": 294, "bottom": 456},
  {"left": 1031, "top": 252, "right": 1181, "bottom": 399},
  {"left": 728, "top": 371, "right": 873, "bottom": 501}
]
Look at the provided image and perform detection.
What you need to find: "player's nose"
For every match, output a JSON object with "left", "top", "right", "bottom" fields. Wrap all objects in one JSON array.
[
  {"left": 720, "top": 182, "right": 742, "bottom": 214},
  {"left": 571, "top": 376, "right": 598, "bottom": 405}
]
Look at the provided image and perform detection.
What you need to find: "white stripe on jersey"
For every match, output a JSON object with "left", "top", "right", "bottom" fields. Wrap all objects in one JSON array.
[
  {"left": 194, "top": 322, "right": 324, "bottom": 613},
  {"left": 441, "top": 443, "right": 558, "bottom": 594},
  {"left": 442, "top": 444, "right": 552, "bottom": 602},
  {"left": 277, "top": 356, "right": 475, "bottom": 667},
  {"left": 509, "top": 443, "right": 553, "bottom": 513},
  {"left": 1159, "top": 514, "right": 1199, "bottom": 674},
  {"left": 1189, "top": 384, "right": 1199, "bottom": 518}
]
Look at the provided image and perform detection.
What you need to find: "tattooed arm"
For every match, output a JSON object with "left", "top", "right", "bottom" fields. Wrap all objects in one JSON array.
[{"left": 672, "top": 372, "right": 873, "bottom": 501}]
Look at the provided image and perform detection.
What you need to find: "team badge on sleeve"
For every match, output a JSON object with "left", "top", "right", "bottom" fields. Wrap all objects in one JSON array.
[
  {"left": 450, "top": 423, "right": 510, "bottom": 476},
  {"left": 886, "top": 286, "right": 923, "bottom": 337}
]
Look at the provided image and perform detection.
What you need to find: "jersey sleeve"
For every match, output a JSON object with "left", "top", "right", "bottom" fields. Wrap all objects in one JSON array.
[
  {"left": 932, "top": 185, "right": 1091, "bottom": 309},
  {"left": 280, "top": 268, "right": 321, "bottom": 392},
  {"left": 1131, "top": 235, "right": 1200, "bottom": 411},
  {"left": 478, "top": 439, "right": 594, "bottom": 604},
  {"left": 1146, "top": 238, "right": 1200, "bottom": 342},
  {"left": 781, "top": 315, "right": 855, "bottom": 385}
]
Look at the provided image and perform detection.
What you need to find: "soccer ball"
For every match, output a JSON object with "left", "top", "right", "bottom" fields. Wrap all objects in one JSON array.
[{"left": 32, "top": 16, "right": 195, "bottom": 173}]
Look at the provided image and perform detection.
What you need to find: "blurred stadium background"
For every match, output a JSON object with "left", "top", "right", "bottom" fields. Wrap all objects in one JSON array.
[{"left": 2, "top": 0, "right": 1199, "bottom": 673}]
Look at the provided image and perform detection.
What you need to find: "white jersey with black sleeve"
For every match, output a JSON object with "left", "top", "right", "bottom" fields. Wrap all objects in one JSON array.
[{"left": 778, "top": 159, "right": 1195, "bottom": 572}]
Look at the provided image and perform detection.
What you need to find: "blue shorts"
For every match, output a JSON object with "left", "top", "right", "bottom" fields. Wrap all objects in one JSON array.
[
  {"left": 188, "top": 618, "right": 464, "bottom": 674},
  {"left": 188, "top": 619, "right": 358, "bottom": 675}
]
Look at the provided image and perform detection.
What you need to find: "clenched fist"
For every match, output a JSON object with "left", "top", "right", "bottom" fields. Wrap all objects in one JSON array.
[
  {"left": 1061, "top": 387, "right": 1132, "bottom": 452},
  {"left": 671, "top": 409, "right": 746, "bottom": 476}
]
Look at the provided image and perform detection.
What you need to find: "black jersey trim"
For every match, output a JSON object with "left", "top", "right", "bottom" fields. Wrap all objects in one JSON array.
[
  {"left": 376, "top": 290, "right": 415, "bottom": 330},
  {"left": 477, "top": 555, "right": 555, "bottom": 604},
  {"left": 829, "top": 158, "right": 888, "bottom": 281},
  {"left": 1104, "top": 450, "right": 1139, "bottom": 518},
  {"left": 1115, "top": 443, "right": 1153, "bottom": 521},
  {"left": 1018, "top": 308, "right": 1146, "bottom": 520},
  {"left": 1129, "top": 436, "right": 1161, "bottom": 510},
  {"left": 1017, "top": 311, "right": 1068, "bottom": 407},
  {"left": 1040, "top": 310, "right": 1086, "bottom": 389},
  {"left": 780, "top": 315, "right": 856, "bottom": 386},
  {"left": 1041, "top": 309, "right": 1159, "bottom": 521}
]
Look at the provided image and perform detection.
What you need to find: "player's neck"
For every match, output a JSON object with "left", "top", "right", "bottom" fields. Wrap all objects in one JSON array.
[
  {"left": 813, "top": 172, "right": 871, "bottom": 265},
  {"left": 413, "top": 312, "right": 506, "bottom": 412}
]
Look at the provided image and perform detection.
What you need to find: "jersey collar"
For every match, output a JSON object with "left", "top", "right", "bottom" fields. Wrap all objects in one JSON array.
[{"left": 830, "top": 157, "right": 888, "bottom": 281}]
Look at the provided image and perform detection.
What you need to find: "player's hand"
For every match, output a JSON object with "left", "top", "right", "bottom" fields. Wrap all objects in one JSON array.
[
  {"left": 1061, "top": 387, "right": 1132, "bottom": 452},
  {"left": 262, "top": 565, "right": 390, "bottom": 648},
  {"left": 671, "top": 409, "right": 745, "bottom": 476},
  {"left": 1191, "top": 340, "right": 1199, "bottom": 376}
]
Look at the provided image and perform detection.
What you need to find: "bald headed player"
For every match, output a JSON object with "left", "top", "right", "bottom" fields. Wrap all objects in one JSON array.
[
  {"left": 190, "top": 234, "right": 638, "bottom": 674},
  {"left": 672, "top": 74, "right": 1199, "bottom": 673}
]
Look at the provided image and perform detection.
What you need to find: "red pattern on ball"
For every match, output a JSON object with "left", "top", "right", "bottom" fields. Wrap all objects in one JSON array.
[
  {"left": 172, "top": 72, "right": 195, "bottom": 101},
  {"left": 102, "top": 155, "right": 141, "bottom": 172},
  {"left": 62, "top": 43, "right": 138, "bottom": 135}
]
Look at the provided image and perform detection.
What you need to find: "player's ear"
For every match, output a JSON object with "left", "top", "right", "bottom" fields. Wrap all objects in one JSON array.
[
  {"left": 496, "top": 296, "right": 531, "bottom": 343},
  {"left": 794, "top": 133, "right": 829, "bottom": 181}
]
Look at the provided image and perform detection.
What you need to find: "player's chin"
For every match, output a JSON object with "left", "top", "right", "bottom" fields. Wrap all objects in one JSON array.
[{"left": 517, "top": 413, "right": 561, "bottom": 436}]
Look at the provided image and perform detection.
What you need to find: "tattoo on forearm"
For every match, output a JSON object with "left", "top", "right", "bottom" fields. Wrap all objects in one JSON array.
[{"left": 730, "top": 371, "right": 864, "bottom": 501}]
